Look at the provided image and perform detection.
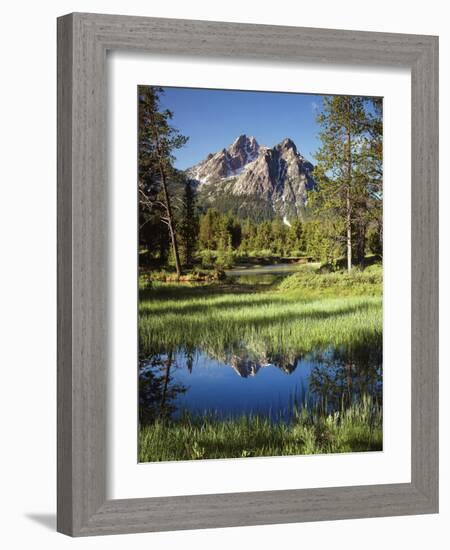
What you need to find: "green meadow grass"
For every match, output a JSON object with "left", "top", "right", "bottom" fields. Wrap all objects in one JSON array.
[
  {"left": 139, "top": 264, "right": 382, "bottom": 357},
  {"left": 139, "top": 396, "right": 382, "bottom": 462}
]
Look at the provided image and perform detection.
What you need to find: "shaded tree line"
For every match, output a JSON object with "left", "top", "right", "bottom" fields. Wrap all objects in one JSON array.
[{"left": 197, "top": 212, "right": 307, "bottom": 267}]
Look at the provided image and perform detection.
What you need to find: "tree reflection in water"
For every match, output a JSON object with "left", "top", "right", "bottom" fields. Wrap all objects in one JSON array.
[
  {"left": 139, "top": 351, "right": 188, "bottom": 424},
  {"left": 308, "top": 344, "right": 382, "bottom": 412}
]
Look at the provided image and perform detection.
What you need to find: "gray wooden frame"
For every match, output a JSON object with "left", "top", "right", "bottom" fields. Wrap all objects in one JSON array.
[{"left": 57, "top": 12, "right": 439, "bottom": 537}]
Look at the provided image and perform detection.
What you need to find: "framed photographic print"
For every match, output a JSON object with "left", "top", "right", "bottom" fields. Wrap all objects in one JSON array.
[
  {"left": 57, "top": 13, "right": 438, "bottom": 536},
  {"left": 136, "top": 86, "right": 384, "bottom": 463}
]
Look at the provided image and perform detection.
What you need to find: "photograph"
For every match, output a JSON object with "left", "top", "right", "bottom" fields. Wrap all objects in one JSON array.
[{"left": 138, "top": 85, "right": 383, "bottom": 462}]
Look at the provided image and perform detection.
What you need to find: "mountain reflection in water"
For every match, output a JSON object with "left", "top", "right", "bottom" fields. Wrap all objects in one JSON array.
[{"left": 139, "top": 344, "right": 382, "bottom": 425}]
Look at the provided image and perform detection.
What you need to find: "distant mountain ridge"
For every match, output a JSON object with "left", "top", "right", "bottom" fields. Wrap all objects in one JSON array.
[{"left": 186, "top": 134, "right": 315, "bottom": 220}]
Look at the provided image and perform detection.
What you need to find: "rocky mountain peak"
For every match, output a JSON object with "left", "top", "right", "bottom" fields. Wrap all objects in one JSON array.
[
  {"left": 187, "top": 135, "right": 315, "bottom": 219},
  {"left": 226, "top": 134, "right": 256, "bottom": 159},
  {"left": 231, "top": 133, "right": 258, "bottom": 149},
  {"left": 277, "top": 137, "right": 297, "bottom": 152},
  {"left": 188, "top": 134, "right": 260, "bottom": 185}
]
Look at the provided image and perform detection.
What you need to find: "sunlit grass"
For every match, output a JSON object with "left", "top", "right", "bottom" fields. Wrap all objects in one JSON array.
[{"left": 138, "top": 264, "right": 382, "bottom": 357}]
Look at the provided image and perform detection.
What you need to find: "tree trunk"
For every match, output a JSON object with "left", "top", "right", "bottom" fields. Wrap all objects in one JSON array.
[
  {"left": 149, "top": 111, "right": 183, "bottom": 277},
  {"left": 346, "top": 100, "right": 353, "bottom": 272},
  {"left": 346, "top": 186, "right": 352, "bottom": 272},
  {"left": 357, "top": 221, "right": 367, "bottom": 267},
  {"left": 160, "top": 351, "right": 173, "bottom": 418},
  {"left": 158, "top": 164, "right": 182, "bottom": 277}
]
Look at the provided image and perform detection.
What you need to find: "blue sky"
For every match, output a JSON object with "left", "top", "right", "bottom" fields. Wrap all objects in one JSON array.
[{"left": 158, "top": 87, "right": 324, "bottom": 170}]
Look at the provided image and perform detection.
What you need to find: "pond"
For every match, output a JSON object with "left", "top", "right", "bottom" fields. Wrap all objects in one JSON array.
[
  {"left": 139, "top": 262, "right": 382, "bottom": 426},
  {"left": 139, "top": 346, "right": 382, "bottom": 424},
  {"left": 225, "top": 262, "right": 310, "bottom": 285}
]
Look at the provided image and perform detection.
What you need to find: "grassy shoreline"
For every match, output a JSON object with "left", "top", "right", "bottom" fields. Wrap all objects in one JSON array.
[{"left": 139, "top": 397, "right": 382, "bottom": 462}]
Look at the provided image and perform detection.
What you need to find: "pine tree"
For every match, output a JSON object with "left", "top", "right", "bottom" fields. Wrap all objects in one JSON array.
[
  {"left": 255, "top": 221, "right": 273, "bottom": 253},
  {"left": 304, "top": 218, "right": 345, "bottom": 266},
  {"left": 179, "top": 179, "right": 199, "bottom": 267},
  {"left": 271, "top": 218, "right": 286, "bottom": 255},
  {"left": 224, "top": 214, "right": 242, "bottom": 250},
  {"left": 215, "top": 215, "right": 234, "bottom": 268},
  {"left": 286, "top": 219, "right": 305, "bottom": 256},
  {"left": 312, "top": 96, "right": 373, "bottom": 271},
  {"left": 362, "top": 97, "right": 383, "bottom": 257},
  {"left": 199, "top": 209, "right": 220, "bottom": 250},
  {"left": 138, "top": 86, "right": 188, "bottom": 277}
]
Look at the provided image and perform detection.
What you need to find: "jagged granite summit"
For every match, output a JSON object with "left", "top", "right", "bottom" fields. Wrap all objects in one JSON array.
[
  {"left": 186, "top": 134, "right": 315, "bottom": 219},
  {"left": 189, "top": 134, "right": 260, "bottom": 183}
]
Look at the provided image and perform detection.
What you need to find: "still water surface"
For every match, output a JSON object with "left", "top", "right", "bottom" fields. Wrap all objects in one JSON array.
[{"left": 139, "top": 348, "right": 381, "bottom": 422}]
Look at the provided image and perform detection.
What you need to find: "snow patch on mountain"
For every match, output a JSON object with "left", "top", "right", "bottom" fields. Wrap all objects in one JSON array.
[{"left": 283, "top": 215, "right": 292, "bottom": 227}]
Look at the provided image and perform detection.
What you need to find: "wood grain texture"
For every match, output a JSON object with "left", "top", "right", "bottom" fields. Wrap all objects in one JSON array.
[
  {"left": 57, "top": 13, "right": 74, "bottom": 535},
  {"left": 410, "top": 36, "right": 439, "bottom": 506},
  {"left": 57, "top": 12, "right": 439, "bottom": 537}
]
